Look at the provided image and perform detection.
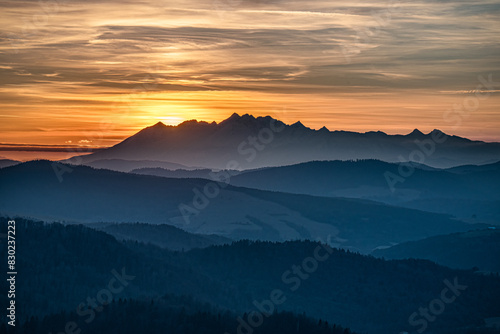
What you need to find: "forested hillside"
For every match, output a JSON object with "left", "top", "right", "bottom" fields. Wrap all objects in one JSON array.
[
  {"left": 1, "top": 218, "right": 499, "bottom": 333},
  {"left": 2, "top": 295, "right": 354, "bottom": 334}
]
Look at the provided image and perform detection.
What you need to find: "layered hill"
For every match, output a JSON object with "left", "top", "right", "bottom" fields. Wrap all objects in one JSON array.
[
  {"left": 0, "top": 161, "right": 484, "bottom": 253},
  {"left": 0, "top": 158, "right": 20, "bottom": 169},
  {"left": 135, "top": 160, "right": 500, "bottom": 224},
  {"left": 372, "top": 229, "right": 500, "bottom": 273},
  {"left": 91, "top": 222, "right": 231, "bottom": 251},
  {"left": 84, "top": 158, "right": 190, "bottom": 173}
]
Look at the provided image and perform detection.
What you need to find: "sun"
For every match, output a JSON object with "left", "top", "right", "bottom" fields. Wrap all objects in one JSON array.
[{"left": 156, "top": 116, "right": 185, "bottom": 126}]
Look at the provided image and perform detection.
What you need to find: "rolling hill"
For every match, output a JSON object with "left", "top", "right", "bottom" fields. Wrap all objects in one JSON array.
[
  {"left": 0, "top": 160, "right": 486, "bottom": 253},
  {"left": 135, "top": 159, "right": 500, "bottom": 224},
  {"left": 0, "top": 158, "right": 20, "bottom": 169},
  {"left": 131, "top": 167, "right": 229, "bottom": 179},
  {"left": 91, "top": 222, "right": 231, "bottom": 251},
  {"left": 372, "top": 229, "right": 500, "bottom": 273},
  {"left": 83, "top": 158, "right": 191, "bottom": 173}
]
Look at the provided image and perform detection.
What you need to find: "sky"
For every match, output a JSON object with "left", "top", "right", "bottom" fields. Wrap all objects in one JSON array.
[{"left": 1, "top": 0, "right": 499, "bottom": 156}]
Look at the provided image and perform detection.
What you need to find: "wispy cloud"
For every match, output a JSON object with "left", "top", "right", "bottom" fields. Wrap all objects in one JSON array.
[{"left": 0, "top": 0, "right": 499, "bottom": 143}]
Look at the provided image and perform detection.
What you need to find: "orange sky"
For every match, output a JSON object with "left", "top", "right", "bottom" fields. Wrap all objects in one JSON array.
[{"left": 1, "top": 0, "right": 499, "bottom": 156}]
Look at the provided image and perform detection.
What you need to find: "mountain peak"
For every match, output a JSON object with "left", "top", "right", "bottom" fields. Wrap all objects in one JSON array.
[
  {"left": 292, "top": 121, "right": 305, "bottom": 128},
  {"left": 151, "top": 121, "right": 167, "bottom": 128},
  {"left": 227, "top": 113, "right": 241, "bottom": 121},
  {"left": 138, "top": 121, "right": 168, "bottom": 135},
  {"left": 430, "top": 129, "right": 444, "bottom": 135},
  {"left": 179, "top": 119, "right": 199, "bottom": 126},
  {"left": 240, "top": 113, "right": 256, "bottom": 121},
  {"left": 407, "top": 129, "right": 424, "bottom": 136},
  {"left": 220, "top": 113, "right": 258, "bottom": 127}
]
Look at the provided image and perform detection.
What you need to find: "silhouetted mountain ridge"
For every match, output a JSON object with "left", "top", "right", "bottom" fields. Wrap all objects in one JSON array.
[{"left": 70, "top": 113, "right": 500, "bottom": 169}]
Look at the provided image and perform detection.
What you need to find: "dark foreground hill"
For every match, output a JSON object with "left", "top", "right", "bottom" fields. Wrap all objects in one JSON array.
[
  {"left": 5, "top": 295, "right": 355, "bottom": 334},
  {"left": 1, "top": 218, "right": 499, "bottom": 334}
]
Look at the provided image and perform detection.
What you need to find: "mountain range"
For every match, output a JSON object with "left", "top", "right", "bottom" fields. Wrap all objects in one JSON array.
[{"left": 69, "top": 113, "right": 500, "bottom": 170}]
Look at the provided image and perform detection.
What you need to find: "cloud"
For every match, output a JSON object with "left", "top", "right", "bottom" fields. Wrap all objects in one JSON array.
[{"left": 0, "top": 0, "right": 499, "bottom": 142}]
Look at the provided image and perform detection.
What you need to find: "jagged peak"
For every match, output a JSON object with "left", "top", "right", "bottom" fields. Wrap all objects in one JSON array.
[
  {"left": 134, "top": 121, "right": 169, "bottom": 136},
  {"left": 227, "top": 113, "right": 241, "bottom": 121},
  {"left": 365, "top": 130, "right": 387, "bottom": 135},
  {"left": 407, "top": 128, "right": 424, "bottom": 136},
  {"left": 219, "top": 113, "right": 260, "bottom": 127},
  {"left": 292, "top": 121, "right": 305, "bottom": 128},
  {"left": 240, "top": 113, "right": 256, "bottom": 120},
  {"left": 151, "top": 121, "right": 167, "bottom": 128},
  {"left": 178, "top": 119, "right": 199, "bottom": 126},
  {"left": 429, "top": 129, "right": 445, "bottom": 135}
]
